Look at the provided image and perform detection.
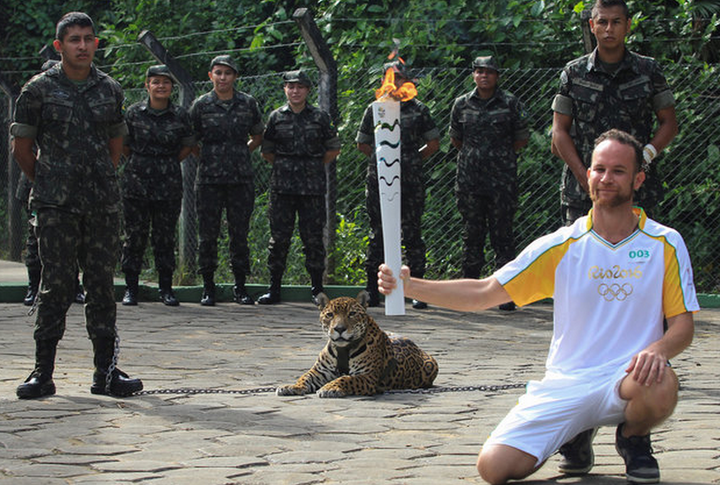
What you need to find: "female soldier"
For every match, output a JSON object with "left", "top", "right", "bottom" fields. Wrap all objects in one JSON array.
[{"left": 121, "top": 65, "right": 195, "bottom": 306}]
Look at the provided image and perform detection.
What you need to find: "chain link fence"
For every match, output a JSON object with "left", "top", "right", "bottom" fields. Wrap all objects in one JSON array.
[{"left": 2, "top": 62, "right": 718, "bottom": 292}]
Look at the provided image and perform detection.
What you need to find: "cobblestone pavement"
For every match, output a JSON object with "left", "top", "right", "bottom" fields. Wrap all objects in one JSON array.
[{"left": 0, "top": 300, "right": 718, "bottom": 484}]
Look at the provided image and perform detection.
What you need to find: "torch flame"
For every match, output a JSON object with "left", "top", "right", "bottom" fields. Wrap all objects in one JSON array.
[{"left": 374, "top": 58, "right": 417, "bottom": 102}]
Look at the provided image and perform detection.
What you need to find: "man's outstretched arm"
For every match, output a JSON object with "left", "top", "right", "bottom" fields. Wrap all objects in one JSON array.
[{"left": 378, "top": 264, "right": 512, "bottom": 313}]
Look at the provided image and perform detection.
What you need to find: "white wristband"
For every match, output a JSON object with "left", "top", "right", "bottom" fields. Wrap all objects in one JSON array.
[{"left": 643, "top": 143, "right": 657, "bottom": 165}]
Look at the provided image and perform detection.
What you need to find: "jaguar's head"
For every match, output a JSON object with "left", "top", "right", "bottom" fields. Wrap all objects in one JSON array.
[{"left": 316, "top": 292, "right": 371, "bottom": 348}]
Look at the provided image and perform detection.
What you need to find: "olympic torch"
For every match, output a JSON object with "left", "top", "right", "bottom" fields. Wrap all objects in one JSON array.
[{"left": 372, "top": 60, "right": 417, "bottom": 315}]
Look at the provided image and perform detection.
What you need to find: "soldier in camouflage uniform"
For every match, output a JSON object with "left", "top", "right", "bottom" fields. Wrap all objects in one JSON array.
[
  {"left": 552, "top": 0, "right": 678, "bottom": 225},
  {"left": 121, "top": 65, "right": 195, "bottom": 307},
  {"left": 16, "top": 58, "right": 84, "bottom": 307},
  {"left": 356, "top": 61, "right": 440, "bottom": 309},
  {"left": 11, "top": 12, "right": 142, "bottom": 399},
  {"left": 257, "top": 70, "right": 341, "bottom": 305},
  {"left": 449, "top": 56, "right": 529, "bottom": 311},
  {"left": 190, "top": 55, "right": 264, "bottom": 306}
]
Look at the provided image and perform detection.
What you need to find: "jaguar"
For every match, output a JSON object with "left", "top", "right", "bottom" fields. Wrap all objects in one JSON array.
[{"left": 276, "top": 291, "right": 438, "bottom": 398}]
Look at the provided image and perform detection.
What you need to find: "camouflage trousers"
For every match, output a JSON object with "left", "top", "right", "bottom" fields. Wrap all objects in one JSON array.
[
  {"left": 365, "top": 180, "right": 426, "bottom": 280},
  {"left": 457, "top": 190, "right": 517, "bottom": 278},
  {"left": 121, "top": 197, "right": 181, "bottom": 275},
  {"left": 266, "top": 192, "right": 326, "bottom": 277},
  {"left": 196, "top": 183, "right": 254, "bottom": 276},
  {"left": 33, "top": 208, "right": 120, "bottom": 342}
]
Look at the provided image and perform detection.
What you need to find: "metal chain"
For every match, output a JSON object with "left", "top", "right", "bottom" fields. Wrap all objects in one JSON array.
[
  {"left": 105, "top": 331, "right": 120, "bottom": 394},
  {"left": 132, "top": 383, "right": 526, "bottom": 397},
  {"left": 385, "top": 383, "right": 526, "bottom": 394},
  {"left": 27, "top": 295, "right": 39, "bottom": 316},
  {"left": 133, "top": 387, "right": 279, "bottom": 396}
]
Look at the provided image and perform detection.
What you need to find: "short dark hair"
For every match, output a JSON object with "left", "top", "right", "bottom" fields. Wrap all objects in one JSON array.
[
  {"left": 594, "top": 129, "right": 643, "bottom": 172},
  {"left": 56, "top": 12, "right": 95, "bottom": 41},
  {"left": 591, "top": 0, "right": 629, "bottom": 19}
]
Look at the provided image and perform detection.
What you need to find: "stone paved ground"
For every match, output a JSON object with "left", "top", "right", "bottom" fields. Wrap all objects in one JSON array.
[{"left": 0, "top": 300, "right": 718, "bottom": 484}]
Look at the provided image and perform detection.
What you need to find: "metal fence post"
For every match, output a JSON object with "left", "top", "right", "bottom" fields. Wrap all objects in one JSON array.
[
  {"left": 0, "top": 72, "right": 21, "bottom": 261},
  {"left": 137, "top": 30, "right": 198, "bottom": 279},
  {"left": 293, "top": 8, "right": 339, "bottom": 281},
  {"left": 581, "top": 9, "right": 597, "bottom": 54}
]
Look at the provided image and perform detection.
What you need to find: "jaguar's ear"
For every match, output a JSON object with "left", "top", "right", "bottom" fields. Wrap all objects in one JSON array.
[
  {"left": 316, "top": 292, "right": 330, "bottom": 310},
  {"left": 356, "top": 290, "right": 370, "bottom": 309}
]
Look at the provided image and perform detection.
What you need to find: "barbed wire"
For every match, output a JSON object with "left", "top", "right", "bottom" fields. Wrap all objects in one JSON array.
[
  {"left": 154, "top": 20, "right": 296, "bottom": 42},
  {"left": 324, "top": 16, "right": 719, "bottom": 24},
  {"left": 174, "top": 42, "right": 304, "bottom": 60}
]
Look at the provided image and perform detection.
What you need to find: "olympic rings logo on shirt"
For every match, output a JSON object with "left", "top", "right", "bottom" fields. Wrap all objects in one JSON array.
[{"left": 597, "top": 283, "right": 634, "bottom": 301}]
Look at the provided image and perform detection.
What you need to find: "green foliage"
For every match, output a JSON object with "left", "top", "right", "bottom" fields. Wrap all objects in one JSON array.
[
  {"left": 2, "top": 0, "right": 719, "bottom": 293},
  {"left": 327, "top": 213, "right": 368, "bottom": 285}
]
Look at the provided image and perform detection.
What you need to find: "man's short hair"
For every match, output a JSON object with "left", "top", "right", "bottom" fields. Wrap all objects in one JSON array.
[
  {"left": 594, "top": 129, "right": 643, "bottom": 172},
  {"left": 56, "top": 12, "right": 95, "bottom": 41},
  {"left": 591, "top": 0, "right": 629, "bottom": 19}
]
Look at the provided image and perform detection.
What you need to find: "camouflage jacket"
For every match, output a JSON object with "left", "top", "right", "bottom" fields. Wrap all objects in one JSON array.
[
  {"left": 552, "top": 48, "right": 674, "bottom": 203},
  {"left": 261, "top": 103, "right": 340, "bottom": 196},
  {"left": 356, "top": 98, "right": 440, "bottom": 188},
  {"left": 190, "top": 89, "right": 264, "bottom": 185},
  {"left": 122, "top": 99, "right": 195, "bottom": 200},
  {"left": 449, "top": 87, "right": 529, "bottom": 194},
  {"left": 11, "top": 63, "right": 127, "bottom": 213}
]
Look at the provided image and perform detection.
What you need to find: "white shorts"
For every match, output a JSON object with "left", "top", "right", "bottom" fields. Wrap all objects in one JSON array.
[{"left": 483, "top": 365, "right": 630, "bottom": 465}]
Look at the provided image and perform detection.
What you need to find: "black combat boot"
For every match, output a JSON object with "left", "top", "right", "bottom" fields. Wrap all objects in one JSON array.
[
  {"left": 310, "top": 270, "right": 325, "bottom": 306},
  {"left": 23, "top": 267, "right": 41, "bottom": 306},
  {"left": 158, "top": 271, "right": 179, "bottom": 306},
  {"left": 122, "top": 272, "right": 139, "bottom": 306},
  {"left": 233, "top": 272, "right": 254, "bottom": 305},
  {"left": 90, "top": 338, "right": 143, "bottom": 397},
  {"left": 17, "top": 338, "right": 58, "bottom": 399},
  {"left": 200, "top": 273, "right": 216, "bottom": 306},
  {"left": 257, "top": 275, "right": 282, "bottom": 305}
]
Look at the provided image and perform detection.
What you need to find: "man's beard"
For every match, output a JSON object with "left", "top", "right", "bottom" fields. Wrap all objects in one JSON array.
[{"left": 590, "top": 185, "right": 634, "bottom": 208}]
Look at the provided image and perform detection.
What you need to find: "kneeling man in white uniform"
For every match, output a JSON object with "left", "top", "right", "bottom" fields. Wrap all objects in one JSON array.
[{"left": 378, "top": 128, "right": 698, "bottom": 485}]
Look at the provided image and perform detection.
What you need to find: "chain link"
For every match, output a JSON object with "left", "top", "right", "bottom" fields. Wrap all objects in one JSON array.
[
  {"left": 133, "top": 387, "right": 279, "bottom": 396},
  {"left": 385, "top": 383, "right": 526, "bottom": 394},
  {"left": 132, "top": 383, "right": 526, "bottom": 397},
  {"left": 104, "top": 331, "right": 120, "bottom": 394},
  {"left": 27, "top": 296, "right": 38, "bottom": 317}
]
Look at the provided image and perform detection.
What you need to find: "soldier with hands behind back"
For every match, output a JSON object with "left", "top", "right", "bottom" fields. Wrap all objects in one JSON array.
[
  {"left": 121, "top": 65, "right": 195, "bottom": 307},
  {"left": 11, "top": 12, "right": 143, "bottom": 399},
  {"left": 190, "top": 55, "right": 264, "bottom": 306},
  {"left": 449, "top": 55, "right": 529, "bottom": 311},
  {"left": 257, "top": 70, "right": 341, "bottom": 305},
  {"left": 552, "top": 0, "right": 678, "bottom": 224}
]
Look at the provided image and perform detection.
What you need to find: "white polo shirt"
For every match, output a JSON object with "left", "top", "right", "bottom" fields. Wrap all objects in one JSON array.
[{"left": 495, "top": 208, "right": 699, "bottom": 379}]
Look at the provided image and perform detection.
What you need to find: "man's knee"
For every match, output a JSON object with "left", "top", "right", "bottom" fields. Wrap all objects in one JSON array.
[
  {"left": 623, "top": 369, "right": 679, "bottom": 421},
  {"left": 476, "top": 444, "right": 538, "bottom": 485}
]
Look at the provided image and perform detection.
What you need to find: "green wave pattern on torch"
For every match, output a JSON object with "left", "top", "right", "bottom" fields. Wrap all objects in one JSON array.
[
  {"left": 378, "top": 157, "right": 400, "bottom": 168},
  {"left": 378, "top": 140, "right": 400, "bottom": 149}
]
